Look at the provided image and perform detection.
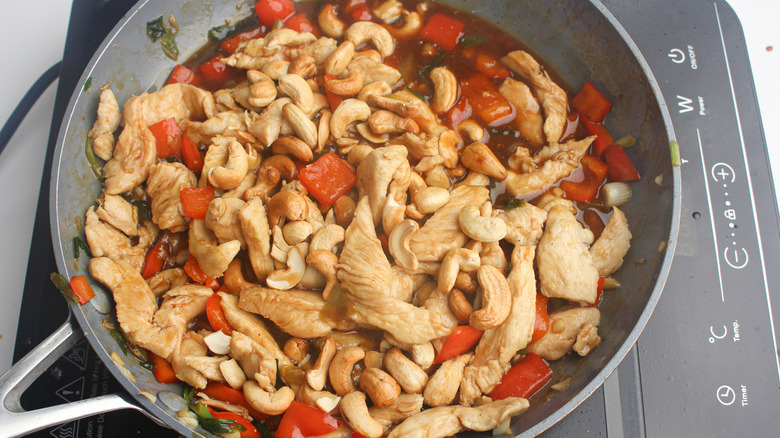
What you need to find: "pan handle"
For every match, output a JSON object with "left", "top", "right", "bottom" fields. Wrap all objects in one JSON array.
[{"left": 0, "top": 315, "right": 167, "bottom": 437}]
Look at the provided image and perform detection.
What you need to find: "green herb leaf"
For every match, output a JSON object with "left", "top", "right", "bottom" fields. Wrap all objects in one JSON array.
[
  {"left": 161, "top": 27, "right": 180, "bottom": 61},
  {"left": 50, "top": 273, "right": 78, "bottom": 302},
  {"left": 83, "top": 77, "right": 93, "bottom": 93},
  {"left": 73, "top": 236, "right": 91, "bottom": 259},
  {"left": 257, "top": 422, "right": 278, "bottom": 438},
  {"left": 146, "top": 16, "right": 166, "bottom": 42},
  {"left": 189, "top": 402, "right": 244, "bottom": 435},
  {"left": 121, "top": 195, "right": 152, "bottom": 222},
  {"left": 85, "top": 137, "right": 103, "bottom": 179},
  {"left": 109, "top": 329, "right": 129, "bottom": 355},
  {"left": 459, "top": 34, "right": 487, "bottom": 49},
  {"left": 182, "top": 384, "right": 196, "bottom": 404},
  {"left": 406, "top": 86, "right": 427, "bottom": 101},
  {"left": 418, "top": 52, "right": 446, "bottom": 76},
  {"left": 505, "top": 198, "right": 526, "bottom": 210}
]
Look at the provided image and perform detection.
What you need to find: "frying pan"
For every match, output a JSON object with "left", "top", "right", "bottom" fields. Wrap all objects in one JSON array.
[{"left": 0, "top": 0, "right": 681, "bottom": 436}]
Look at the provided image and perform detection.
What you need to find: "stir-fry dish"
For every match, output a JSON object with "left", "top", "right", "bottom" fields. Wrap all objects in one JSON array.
[{"left": 62, "top": 0, "right": 641, "bottom": 436}]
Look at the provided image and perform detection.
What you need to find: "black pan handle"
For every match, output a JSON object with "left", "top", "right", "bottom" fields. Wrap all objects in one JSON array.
[{"left": 0, "top": 315, "right": 165, "bottom": 437}]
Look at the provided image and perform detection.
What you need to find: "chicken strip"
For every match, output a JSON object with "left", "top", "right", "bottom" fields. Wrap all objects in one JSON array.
[
  {"left": 230, "top": 331, "right": 278, "bottom": 391},
  {"left": 84, "top": 207, "right": 145, "bottom": 271},
  {"left": 239, "top": 199, "right": 274, "bottom": 282},
  {"left": 218, "top": 292, "right": 288, "bottom": 366},
  {"left": 103, "top": 124, "right": 157, "bottom": 195},
  {"left": 188, "top": 219, "right": 241, "bottom": 278},
  {"left": 460, "top": 245, "right": 537, "bottom": 406},
  {"left": 498, "top": 203, "right": 548, "bottom": 246},
  {"left": 96, "top": 194, "right": 138, "bottom": 237},
  {"left": 505, "top": 136, "right": 594, "bottom": 197},
  {"left": 357, "top": 145, "right": 410, "bottom": 225},
  {"left": 88, "top": 87, "right": 121, "bottom": 161},
  {"left": 387, "top": 397, "right": 529, "bottom": 438},
  {"left": 369, "top": 394, "right": 424, "bottom": 435},
  {"left": 527, "top": 307, "right": 601, "bottom": 360},
  {"left": 502, "top": 50, "right": 568, "bottom": 144},
  {"left": 170, "top": 331, "right": 209, "bottom": 388},
  {"left": 590, "top": 206, "right": 632, "bottom": 276},
  {"left": 499, "top": 78, "right": 544, "bottom": 147},
  {"left": 537, "top": 205, "right": 599, "bottom": 304},
  {"left": 337, "top": 197, "right": 456, "bottom": 344},
  {"left": 146, "top": 162, "right": 197, "bottom": 232}
]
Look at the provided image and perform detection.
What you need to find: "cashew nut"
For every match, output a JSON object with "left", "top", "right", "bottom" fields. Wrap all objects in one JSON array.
[
  {"left": 260, "top": 60, "right": 290, "bottom": 80},
  {"left": 283, "top": 337, "right": 309, "bottom": 366},
  {"left": 368, "top": 110, "right": 419, "bottom": 135},
  {"left": 461, "top": 142, "right": 508, "bottom": 180},
  {"left": 383, "top": 348, "right": 428, "bottom": 394},
  {"left": 412, "top": 186, "right": 450, "bottom": 215},
  {"left": 271, "top": 135, "right": 314, "bottom": 162},
  {"left": 223, "top": 258, "right": 257, "bottom": 294},
  {"left": 340, "top": 391, "right": 384, "bottom": 438},
  {"left": 438, "top": 129, "right": 461, "bottom": 169},
  {"left": 345, "top": 21, "right": 395, "bottom": 57},
  {"left": 219, "top": 358, "right": 247, "bottom": 390},
  {"left": 329, "top": 346, "right": 365, "bottom": 396},
  {"left": 357, "top": 80, "right": 392, "bottom": 102},
  {"left": 316, "top": 109, "right": 332, "bottom": 153},
  {"left": 411, "top": 342, "right": 435, "bottom": 370},
  {"left": 367, "top": 94, "right": 417, "bottom": 118},
  {"left": 309, "top": 223, "right": 346, "bottom": 252},
  {"left": 208, "top": 140, "right": 249, "bottom": 190},
  {"left": 455, "top": 271, "right": 477, "bottom": 294},
  {"left": 331, "top": 98, "right": 372, "bottom": 138},
  {"left": 261, "top": 155, "right": 297, "bottom": 182},
  {"left": 267, "top": 189, "right": 309, "bottom": 227},
  {"left": 318, "top": 4, "right": 346, "bottom": 38},
  {"left": 282, "top": 103, "right": 318, "bottom": 148},
  {"left": 325, "top": 41, "right": 355, "bottom": 77},
  {"left": 458, "top": 204, "right": 508, "bottom": 242},
  {"left": 282, "top": 220, "right": 314, "bottom": 245},
  {"left": 457, "top": 118, "right": 485, "bottom": 143},
  {"left": 363, "top": 351, "right": 384, "bottom": 369},
  {"left": 388, "top": 219, "right": 419, "bottom": 271},
  {"left": 470, "top": 265, "right": 512, "bottom": 330},
  {"left": 278, "top": 74, "right": 314, "bottom": 114},
  {"left": 306, "top": 249, "right": 339, "bottom": 299},
  {"left": 243, "top": 166, "right": 280, "bottom": 202},
  {"left": 306, "top": 337, "right": 338, "bottom": 391},
  {"left": 448, "top": 288, "right": 473, "bottom": 324},
  {"left": 358, "top": 367, "right": 401, "bottom": 408},
  {"left": 247, "top": 97, "right": 292, "bottom": 147},
  {"left": 437, "top": 248, "right": 481, "bottom": 293},
  {"left": 356, "top": 122, "right": 389, "bottom": 144},
  {"left": 289, "top": 54, "right": 317, "bottom": 78},
  {"left": 243, "top": 381, "right": 295, "bottom": 416},
  {"left": 247, "top": 71, "right": 277, "bottom": 108},
  {"left": 423, "top": 164, "right": 451, "bottom": 189},
  {"left": 266, "top": 243, "right": 306, "bottom": 290},
  {"left": 325, "top": 68, "right": 364, "bottom": 97},
  {"left": 333, "top": 196, "right": 357, "bottom": 228},
  {"left": 386, "top": 11, "right": 423, "bottom": 39},
  {"left": 430, "top": 67, "right": 458, "bottom": 114}
]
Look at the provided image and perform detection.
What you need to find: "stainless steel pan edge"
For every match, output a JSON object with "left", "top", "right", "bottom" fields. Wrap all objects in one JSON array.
[{"left": 6, "top": 0, "right": 681, "bottom": 436}]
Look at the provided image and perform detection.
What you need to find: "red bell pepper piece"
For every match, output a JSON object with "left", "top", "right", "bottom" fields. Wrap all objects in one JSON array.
[
  {"left": 184, "top": 257, "right": 221, "bottom": 291},
  {"left": 207, "top": 407, "right": 260, "bottom": 438},
  {"left": 149, "top": 351, "right": 179, "bottom": 383},
  {"left": 206, "top": 292, "right": 233, "bottom": 335},
  {"left": 488, "top": 352, "right": 553, "bottom": 399},
  {"left": 603, "top": 144, "right": 641, "bottom": 181},
  {"left": 180, "top": 186, "right": 215, "bottom": 219},
  {"left": 579, "top": 116, "right": 614, "bottom": 157},
  {"left": 181, "top": 136, "right": 204, "bottom": 175},
  {"left": 254, "top": 0, "right": 296, "bottom": 27},
  {"left": 583, "top": 209, "right": 606, "bottom": 239},
  {"left": 323, "top": 75, "right": 345, "bottom": 110},
  {"left": 570, "top": 81, "right": 611, "bottom": 123},
  {"left": 475, "top": 53, "right": 510, "bottom": 79},
  {"left": 420, "top": 12, "right": 465, "bottom": 51},
  {"left": 459, "top": 74, "right": 514, "bottom": 126},
  {"left": 433, "top": 325, "right": 483, "bottom": 365},
  {"left": 141, "top": 232, "right": 172, "bottom": 279},
  {"left": 221, "top": 27, "right": 263, "bottom": 54},
  {"left": 530, "top": 293, "right": 550, "bottom": 344},
  {"left": 276, "top": 401, "right": 340, "bottom": 438},
  {"left": 69, "top": 275, "right": 95, "bottom": 305},
  {"left": 350, "top": 5, "right": 373, "bottom": 22},
  {"left": 148, "top": 117, "right": 182, "bottom": 158},
  {"left": 199, "top": 55, "right": 239, "bottom": 85},
  {"left": 167, "top": 64, "right": 201, "bottom": 86},
  {"left": 285, "top": 13, "right": 318, "bottom": 35},
  {"left": 299, "top": 152, "right": 357, "bottom": 208},
  {"left": 447, "top": 97, "right": 473, "bottom": 129},
  {"left": 591, "top": 277, "right": 606, "bottom": 308},
  {"left": 559, "top": 154, "right": 609, "bottom": 202},
  {"left": 202, "top": 382, "right": 266, "bottom": 420}
]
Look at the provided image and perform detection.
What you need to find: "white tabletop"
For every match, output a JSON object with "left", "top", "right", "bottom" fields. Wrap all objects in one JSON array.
[{"left": 0, "top": 1, "right": 777, "bottom": 376}]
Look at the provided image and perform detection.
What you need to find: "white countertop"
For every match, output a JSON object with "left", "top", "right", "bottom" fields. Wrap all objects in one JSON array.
[{"left": 0, "top": 1, "right": 777, "bottom": 377}]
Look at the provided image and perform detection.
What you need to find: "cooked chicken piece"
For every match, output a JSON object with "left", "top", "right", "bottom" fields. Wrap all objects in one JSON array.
[
  {"left": 505, "top": 136, "right": 594, "bottom": 197},
  {"left": 460, "top": 245, "right": 537, "bottom": 405},
  {"left": 103, "top": 124, "right": 157, "bottom": 195},
  {"left": 392, "top": 89, "right": 445, "bottom": 136},
  {"left": 122, "top": 83, "right": 216, "bottom": 128},
  {"left": 84, "top": 207, "right": 145, "bottom": 271},
  {"left": 183, "top": 355, "right": 227, "bottom": 382},
  {"left": 170, "top": 331, "right": 209, "bottom": 388},
  {"left": 424, "top": 353, "right": 471, "bottom": 407},
  {"left": 199, "top": 136, "right": 230, "bottom": 187},
  {"left": 96, "top": 194, "right": 138, "bottom": 237},
  {"left": 502, "top": 50, "right": 567, "bottom": 144},
  {"left": 88, "top": 87, "right": 121, "bottom": 161},
  {"left": 590, "top": 207, "right": 632, "bottom": 276},
  {"left": 288, "top": 36, "right": 339, "bottom": 66},
  {"left": 409, "top": 182, "right": 490, "bottom": 262},
  {"left": 534, "top": 187, "right": 577, "bottom": 215},
  {"left": 230, "top": 331, "right": 278, "bottom": 391},
  {"left": 146, "top": 162, "right": 196, "bottom": 232},
  {"left": 239, "top": 199, "right": 274, "bottom": 282},
  {"left": 387, "top": 397, "right": 529, "bottom": 438},
  {"left": 499, "top": 78, "right": 544, "bottom": 147},
  {"left": 537, "top": 205, "right": 599, "bottom": 304},
  {"left": 573, "top": 321, "right": 601, "bottom": 356},
  {"left": 200, "top": 110, "right": 248, "bottom": 140},
  {"left": 337, "top": 197, "right": 456, "bottom": 344},
  {"left": 387, "top": 132, "right": 438, "bottom": 162},
  {"left": 348, "top": 57, "right": 401, "bottom": 88},
  {"left": 357, "top": 145, "right": 410, "bottom": 225},
  {"left": 221, "top": 40, "right": 286, "bottom": 70},
  {"left": 498, "top": 203, "right": 548, "bottom": 246},
  {"left": 239, "top": 287, "right": 355, "bottom": 338},
  {"left": 479, "top": 241, "right": 507, "bottom": 271},
  {"left": 147, "top": 268, "right": 188, "bottom": 297},
  {"left": 206, "top": 197, "right": 247, "bottom": 249},
  {"left": 369, "top": 394, "right": 424, "bottom": 434},
  {"left": 527, "top": 307, "right": 601, "bottom": 360},
  {"left": 188, "top": 219, "right": 241, "bottom": 278},
  {"left": 218, "top": 292, "right": 289, "bottom": 366},
  {"left": 388, "top": 266, "right": 428, "bottom": 303}
]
